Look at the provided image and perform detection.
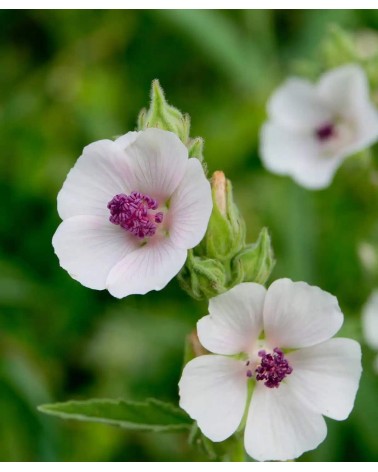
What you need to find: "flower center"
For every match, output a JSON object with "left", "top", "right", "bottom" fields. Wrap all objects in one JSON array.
[
  {"left": 107, "top": 191, "right": 164, "bottom": 238},
  {"left": 246, "top": 348, "right": 293, "bottom": 388},
  {"left": 315, "top": 123, "right": 335, "bottom": 142}
]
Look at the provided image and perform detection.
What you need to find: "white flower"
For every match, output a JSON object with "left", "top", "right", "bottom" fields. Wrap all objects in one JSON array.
[
  {"left": 362, "top": 290, "right": 378, "bottom": 373},
  {"left": 52, "top": 128, "right": 212, "bottom": 298},
  {"left": 260, "top": 64, "right": 378, "bottom": 189},
  {"left": 179, "top": 279, "right": 362, "bottom": 461}
]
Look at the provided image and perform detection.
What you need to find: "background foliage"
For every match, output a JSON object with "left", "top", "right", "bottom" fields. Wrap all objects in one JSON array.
[{"left": 1, "top": 9, "right": 378, "bottom": 461}]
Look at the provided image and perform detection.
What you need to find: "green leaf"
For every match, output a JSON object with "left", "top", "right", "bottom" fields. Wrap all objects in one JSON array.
[{"left": 38, "top": 398, "right": 192, "bottom": 433}]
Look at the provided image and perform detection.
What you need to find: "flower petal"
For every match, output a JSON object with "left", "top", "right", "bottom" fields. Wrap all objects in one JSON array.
[
  {"left": 58, "top": 136, "right": 137, "bottom": 220},
  {"left": 263, "top": 279, "right": 343, "bottom": 349},
  {"left": 197, "top": 283, "right": 266, "bottom": 355},
  {"left": 179, "top": 355, "right": 247, "bottom": 442},
  {"left": 52, "top": 215, "right": 138, "bottom": 290},
  {"left": 317, "top": 64, "right": 371, "bottom": 118},
  {"left": 317, "top": 64, "right": 378, "bottom": 155},
  {"left": 260, "top": 123, "right": 343, "bottom": 190},
  {"left": 245, "top": 383, "right": 327, "bottom": 461},
  {"left": 106, "top": 236, "right": 187, "bottom": 298},
  {"left": 267, "top": 78, "right": 331, "bottom": 131},
  {"left": 362, "top": 291, "right": 378, "bottom": 350},
  {"left": 114, "top": 131, "right": 140, "bottom": 150},
  {"left": 287, "top": 338, "right": 362, "bottom": 421},
  {"left": 168, "top": 158, "right": 212, "bottom": 249},
  {"left": 123, "top": 128, "right": 188, "bottom": 204}
]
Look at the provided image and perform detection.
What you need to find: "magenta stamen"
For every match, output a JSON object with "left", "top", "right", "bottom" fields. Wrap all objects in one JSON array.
[
  {"left": 255, "top": 348, "right": 293, "bottom": 388},
  {"left": 315, "top": 123, "right": 335, "bottom": 142},
  {"left": 107, "top": 191, "right": 164, "bottom": 238}
]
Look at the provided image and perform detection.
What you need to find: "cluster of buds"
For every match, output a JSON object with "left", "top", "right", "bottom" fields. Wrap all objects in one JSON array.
[{"left": 178, "top": 171, "right": 274, "bottom": 300}]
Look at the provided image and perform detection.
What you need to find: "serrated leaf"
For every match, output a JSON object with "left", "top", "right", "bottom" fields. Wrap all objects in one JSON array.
[{"left": 38, "top": 398, "right": 192, "bottom": 433}]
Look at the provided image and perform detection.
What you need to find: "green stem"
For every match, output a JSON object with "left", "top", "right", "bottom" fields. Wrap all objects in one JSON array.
[{"left": 230, "top": 432, "right": 246, "bottom": 462}]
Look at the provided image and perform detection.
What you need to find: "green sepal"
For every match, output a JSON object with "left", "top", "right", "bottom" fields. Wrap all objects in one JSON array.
[
  {"left": 232, "top": 227, "right": 275, "bottom": 285},
  {"left": 178, "top": 250, "right": 227, "bottom": 301},
  {"left": 138, "top": 79, "right": 190, "bottom": 144}
]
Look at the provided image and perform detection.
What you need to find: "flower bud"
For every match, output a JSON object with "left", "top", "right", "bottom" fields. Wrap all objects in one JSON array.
[
  {"left": 177, "top": 251, "right": 227, "bottom": 301},
  {"left": 200, "top": 171, "right": 246, "bottom": 261},
  {"left": 232, "top": 227, "right": 275, "bottom": 285},
  {"left": 138, "top": 79, "right": 190, "bottom": 144}
]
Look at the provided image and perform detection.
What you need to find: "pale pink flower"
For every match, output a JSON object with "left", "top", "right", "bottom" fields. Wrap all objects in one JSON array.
[
  {"left": 53, "top": 128, "right": 212, "bottom": 298},
  {"left": 260, "top": 64, "right": 378, "bottom": 189},
  {"left": 179, "top": 279, "right": 362, "bottom": 461}
]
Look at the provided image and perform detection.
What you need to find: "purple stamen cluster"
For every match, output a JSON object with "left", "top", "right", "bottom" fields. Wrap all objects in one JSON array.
[
  {"left": 315, "top": 123, "right": 335, "bottom": 142},
  {"left": 255, "top": 348, "right": 293, "bottom": 388},
  {"left": 107, "top": 191, "right": 164, "bottom": 238}
]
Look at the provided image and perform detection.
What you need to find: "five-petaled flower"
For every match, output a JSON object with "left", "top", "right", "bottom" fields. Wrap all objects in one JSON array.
[
  {"left": 260, "top": 64, "right": 378, "bottom": 189},
  {"left": 179, "top": 279, "right": 362, "bottom": 461},
  {"left": 52, "top": 128, "right": 212, "bottom": 298}
]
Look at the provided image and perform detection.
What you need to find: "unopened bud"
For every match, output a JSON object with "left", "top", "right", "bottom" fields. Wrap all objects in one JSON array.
[
  {"left": 232, "top": 227, "right": 275, "bottom": 285},
  {"left": 138, "top": 79, "right": 190, "bottom": 144},
  {"left": 177, "top": 251, "right": 227, "bottom": 300},
  {"left": 201, "top": 171, "right": 246, "bottom": 261}
]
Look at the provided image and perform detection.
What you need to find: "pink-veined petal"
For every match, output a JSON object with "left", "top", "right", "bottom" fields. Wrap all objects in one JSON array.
[
  {"left": 106, "top": 236, "right": 187, "bottom": 298},
  {"left": 168, "top": 158, "right": 212, "bottom": 249},
  {"left": 197, "top": 283, "right": 266, "bottom": 355},
  {"left": 263, "top": 279, "right": 343, "bottom": 349},
  {"left": 57, "top": 137, "right": 137, "bottom": 220},
  {"left": 287, "top": 338, "right": 362, "bottom": 420},
  {"left": 245, "top": 383, "right": 327, "bottom": 461},
  {"left": 179, "top": 355, "right": 247, "bottom": 442},
  {"left": 123, "top": 128, "right": 188, "bottom": 204},
  {"left": 52, "top": 215, "right": 138, "bottom": 290}
]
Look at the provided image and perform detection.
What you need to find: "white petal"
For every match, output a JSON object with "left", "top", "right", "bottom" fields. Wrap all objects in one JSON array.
[
  {"left": 179, "top": 355, "right": 247, "bottom": 442},
  {"left": 123, "top": 128, "right": 188, "bottom": 204},
  {"left": 362, "top": 291, "right": 378, "bottom": 350},
  {"left": 52, "top": 215, "right": 138, "bottom": 290},
  {"left": 267, "top": 78, "right": 331, "bottom": 131},
  {"left": 351, "top": 102, "right": 378, "bottom": 152},
  {"left": 260, "top": 123, "right": 343, "bottom": 190},
  {"left": 245, "top": 383, "right": 327, "bottom": 461},
  {"left": 168, "top": 158, "right": 212, "bottom": 249},
  {"left": 287, "top": 338, "right": 362, "bottom": 421},
  {"left": 58, "top": 137, "right": 136, "bottom": 220},
  {"left": 197, "top": 283, "right": 266, "bottom": 355},
  {"left": 114, "top": 131, "right": 140, "bottom": 151},
  {"left": 317, "top": 64, "right": 371, "bottom": 118},
  {"left": 106, "top": 236, "right": 187, "bottom": 298},
  {"left": 263, "top": 279, "right": 343, "bottom": 349},
  {"left": 317, "top": 64, "right": 378, "bottom": 155}
]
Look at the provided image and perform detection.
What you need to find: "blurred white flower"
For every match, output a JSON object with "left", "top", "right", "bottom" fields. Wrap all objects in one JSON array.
[
  {"left": 179, "top": 279, "right": 362, "bottom": 461},
  {"left": 53, "top": 128, "right": 212, "bottom": 298},
  {"left": 260, "top": 64, "right": 378, "bottom": 189},
  {"left": 362, "top": 290, "right": 378, "bottom": 373}
]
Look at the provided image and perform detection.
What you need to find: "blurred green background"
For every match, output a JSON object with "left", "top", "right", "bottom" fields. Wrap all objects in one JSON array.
[{"left": 1, "top": 9, "right": 378, "bottom": 461}]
